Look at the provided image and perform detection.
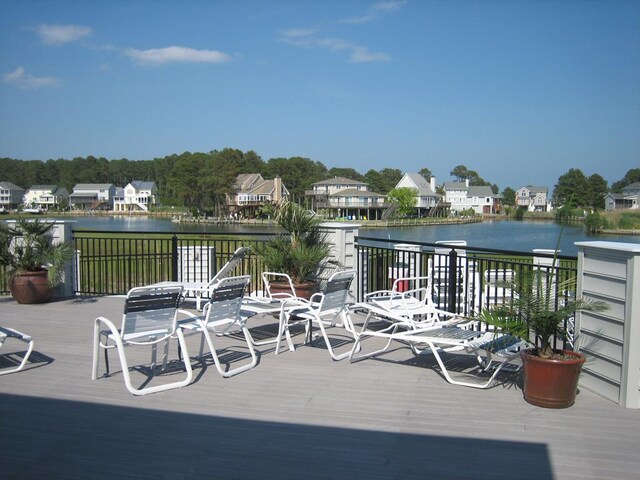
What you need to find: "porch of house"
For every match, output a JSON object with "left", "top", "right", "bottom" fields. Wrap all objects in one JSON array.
[{"left": 1, "top": 294, "right": 639, "bottom": 480}]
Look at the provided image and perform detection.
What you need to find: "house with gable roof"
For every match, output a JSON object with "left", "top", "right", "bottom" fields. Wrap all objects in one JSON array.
[
  {"left": 443, "top": 179, "right": 500, "bottom": 214},
  {"left": 516, "top": 185, "right": 550, "bottom": 212},
  {"left": 227, "top": 174, "right": 290, "bottom": 217},
  {"left": 305, "top": 176, "right": 387, "bottom": 220},
  {"left": 69, "top": 183, "right": 116, "bottom": 211},
  {"left": 605, "top": 182, "right": 640, "bottom": 211},
  {"left": 0, "top": 181, "right": 25, "bottom": 211},
  {"left": 23, "top": 185, "right": 69, "bottom": 211},
  {"left": 393, "top": 173, "right": 440, "bottom": 216},
  {"left": 113, "top": 181, "right": 159, "bottom": 212}
]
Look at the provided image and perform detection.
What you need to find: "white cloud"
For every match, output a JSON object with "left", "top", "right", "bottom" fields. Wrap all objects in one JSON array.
[
  {"left": 280, "top": 31, "right": 391, "bottom": 63},
  {"left": 340, "top": 0, "right": 407, "bottom": 24},
  {"left": 35, "top": 24, "right": 92, "bottom": 45},
  {"left": 2, "top": 66, "right": 60, "bottom": 89},
  {"left": 125, "top": 46, "right": 231, "bottom": 65},
  {"left": 372, "top": 0, "right": 408, "bottom": 12},
  {"left": 280, "top": 28, "right": 318, "bottom": 39}
]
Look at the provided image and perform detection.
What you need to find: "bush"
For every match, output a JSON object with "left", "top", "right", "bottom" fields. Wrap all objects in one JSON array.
[{"left": 584, "top": 212, "right": 608, "bottom": 233}]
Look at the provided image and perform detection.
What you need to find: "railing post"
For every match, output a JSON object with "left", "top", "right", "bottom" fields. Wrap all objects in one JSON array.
[
  {"left": 447, "top": 248, "right": 458, "bottom": 313},
  {"left": 171, "top": 235, "right": 178, "bottom": 282}
]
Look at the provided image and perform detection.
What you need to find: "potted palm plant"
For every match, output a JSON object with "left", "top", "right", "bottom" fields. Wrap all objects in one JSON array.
[
  {"left": 253, "top": 201, "right": 332, "bottom": 299},
  {"left": 478, "top": 255, "right": 607, "bottom": 408},
  {"left": 0, "top": 218, "right": 75, "bottom": 304}
]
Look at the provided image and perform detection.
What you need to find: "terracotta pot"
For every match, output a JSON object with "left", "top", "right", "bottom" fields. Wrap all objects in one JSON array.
[
  {"left": 9, "top": 270, "right": 53, "bottom": 304},
  {"left": 269, "top": 280, "right": 319, "bottom": 300},
  {"left": 521, "top": 349, "right": 586, "bottom": 408}
]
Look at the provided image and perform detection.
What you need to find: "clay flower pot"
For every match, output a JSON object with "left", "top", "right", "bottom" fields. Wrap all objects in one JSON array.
[
  {"left": 521, "top": 349, "right": 586, "bottom": 408},
  {"left": 9, "top": 270, "right": 53, "bottom": 304}
]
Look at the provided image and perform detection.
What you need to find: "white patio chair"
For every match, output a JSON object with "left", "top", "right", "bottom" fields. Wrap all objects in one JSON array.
[
  {"left": 182, "top": 246, "right": 249, "bottom": 310},
  {"left": 92, "top": 285, "right": 195, "bottom": 396},
  {"left": 179, "top": 275, "right": 257, "bottom": 377},
  {"left": 350, "top": 323, "right": 528, "bottom": 389},
  {"left": 276, "top": 270, "right": 357, "bottom": 360},
  {"left": 363, "top": 275, "right": 453, "bottom": 326},
  {"left": 0, "top": 326, "right": 35, "bottom": 375}
]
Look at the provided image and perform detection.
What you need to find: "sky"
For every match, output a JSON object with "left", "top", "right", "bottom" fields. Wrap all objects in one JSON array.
[{"left": 1, "top": 0, "right": 638, "bottom": 191}]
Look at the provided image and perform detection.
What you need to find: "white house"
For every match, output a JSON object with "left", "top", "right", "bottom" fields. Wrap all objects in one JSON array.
[
  {"left": 113, "top": 181, "right": 159, "bottom": 212},
  {"left": 69, "top": 183, "right": 116, "bottom": 210},
  {"left": 23, "top": 185, "right": 69, "bottom": 211},
  {"left": 443, "top": 179, "right": 499, "bottom": 214},
  {"left": 393, "top": 173, "right": 440, "bottom": 216},
  {"left": 516, "top": 186, "right": 550, "bottom": 212},
  {"left": 306, "top": 177, "right": 387, "bottom": 220},
  {"left": 0, "top": 181, "right": 25, "bottom": 211}
]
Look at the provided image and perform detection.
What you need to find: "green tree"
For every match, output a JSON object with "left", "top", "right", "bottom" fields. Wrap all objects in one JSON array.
[
  {"left": 501, "top": 187, "right": 516, "bottom": 206},
  {"left": 450, "top": 165, "right": 469, "bottom": 181},
  {"left": 611, "top": 168, "right": 640, "bottom": 193},
  {"left": 553, "top": 168, "right": 589, "bottom": 207},
  {"left": 364, "top": 168, "right": 402, "bottom": 194},
  {"left": 586, "top": 174, "right": 608, "bottom": 210},
  {"left": 168, "top": 152, "right": 207, "bottom": 207},
  {"left": 418, "top": 167, "right": 432, "bottom": 179},
  {"left": 327, "top": 167, "right": 365, "bottom": 181},
  {"left": 265, "top": 157, "right": 327, "bottom": 200},
  {"left": 387, "top": 187, "right": 418, "bottom": 217}
]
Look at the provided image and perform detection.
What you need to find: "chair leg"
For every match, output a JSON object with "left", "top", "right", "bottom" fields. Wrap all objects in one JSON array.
[
  {"left": 200, "top": 326, "right": 257, "bottom": 377},
  {"left": 0, "top": 329, "right": 34, "bottom": 376}
]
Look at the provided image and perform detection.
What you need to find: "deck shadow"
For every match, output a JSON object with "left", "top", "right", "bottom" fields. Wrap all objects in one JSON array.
[{"left": 0, "top": 393, "right": 553, "bottom": 480}]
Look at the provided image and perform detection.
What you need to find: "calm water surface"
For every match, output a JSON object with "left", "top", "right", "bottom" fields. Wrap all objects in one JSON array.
[{"left": 66, "top": 216, "right": 638, "bottom": 256}]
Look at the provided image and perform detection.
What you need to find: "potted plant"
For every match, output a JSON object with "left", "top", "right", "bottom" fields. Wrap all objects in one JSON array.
[
  {"left": 0, "top": 218, "right": 75, "bottom": 304},
  {"left": 478, "top": 256, "right": 607, "bottom": 408},
  {"left": 253, "top": 201, "right": 332, "bottom": 299}
]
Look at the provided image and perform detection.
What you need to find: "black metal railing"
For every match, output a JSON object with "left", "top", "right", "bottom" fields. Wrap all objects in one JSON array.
[
  {"left": 355, "top": 235, "right": 578, "bottom": 350},
  {"left": 73, "top": 230, "right": 273, "bottom": 296}
]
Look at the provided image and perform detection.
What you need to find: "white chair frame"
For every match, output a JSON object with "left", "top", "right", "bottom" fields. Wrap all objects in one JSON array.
[
  {"left": 0, "top": 326, "right": 35, "bottom": 375},
  {"left": 92, "top": 285, "right": 195, "bottom": 396},
  {"left": 180, "top": 275, "right": 257, "bottom": 378},
  {"left": 276, "top": 270, "right": 357, "bottom": 361}
]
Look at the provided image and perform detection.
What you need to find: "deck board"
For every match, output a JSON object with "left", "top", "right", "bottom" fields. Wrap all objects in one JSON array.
[{"left": 1, "top": 295, "right": 639, "bottom": 479}]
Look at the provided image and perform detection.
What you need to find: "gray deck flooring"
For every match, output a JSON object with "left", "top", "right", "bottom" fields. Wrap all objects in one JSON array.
[{"left": 1, "top": 294, "right": 639, "bottom": 480}]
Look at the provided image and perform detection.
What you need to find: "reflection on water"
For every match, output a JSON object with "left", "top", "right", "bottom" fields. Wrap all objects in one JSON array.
[{"left": 65, "top": 216, "right": 638, "bottom": 256}]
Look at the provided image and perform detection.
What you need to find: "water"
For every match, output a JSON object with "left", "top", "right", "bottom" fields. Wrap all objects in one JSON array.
[
  {"left": 364, "top": 220, "right": 638, "bottom": 256},
  {"left": 63, "top": 216, "right": 638, "bottom": 256}
]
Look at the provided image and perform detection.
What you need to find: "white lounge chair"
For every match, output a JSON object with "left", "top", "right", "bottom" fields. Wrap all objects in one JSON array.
[
  {"left": 179, "top": 275, "right": 257, "bottom": 377},
  {"left": 350, "top": 322, "right": 527, "bottom": 389},
  {"left": 276, "top": 270, "right": 357, "bottom": 360},
  {"left": 363, "top": 275, "right": 457, "bottom": 326},
  {"left": 182, "top": 246, "right": 249, "bottom": 310},
  {"left": 92, "top": 285, "right": 195, "bottom": 396},
  {"left": 0, "top": 326, "right": 35, "bottom": 375}
]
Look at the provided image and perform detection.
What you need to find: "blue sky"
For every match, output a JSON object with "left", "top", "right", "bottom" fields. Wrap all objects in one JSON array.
[{"left": 1, "top": 0, "right": 638, "bottom": 191}]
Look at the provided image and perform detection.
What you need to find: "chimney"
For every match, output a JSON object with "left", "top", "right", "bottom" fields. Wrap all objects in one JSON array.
[
  {"left": 465, "top": 178, "right": 469, "bottom": 188},
  {"left": 430, "top": 176, "right": 436, "bottom": 192},
  {"left": 274, "top": 176, "right": 282, "bottom": 204}
]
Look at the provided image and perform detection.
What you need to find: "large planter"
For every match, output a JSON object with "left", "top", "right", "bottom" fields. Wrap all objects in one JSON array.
[
  {"left": 521, "top": 349, "right": 586, "bottom": 408},
  {"left": 269, "top": 280, "right": 319, "bottom": 301},
  {"left": 9, "top": 270, "right": 53, "bottom": 304}
]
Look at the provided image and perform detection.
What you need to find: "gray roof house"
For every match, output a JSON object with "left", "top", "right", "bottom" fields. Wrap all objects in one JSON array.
[
  {"left": 306, "top": 176, "right": 387, "bottom": 220},
  {"left": 69, "top": 183, "right": 117, "bottom": 210},
  {"left": 0, "top": 181, "right": 25, "bottom": 210},
  {"left": 516, "top": 185, "right": 550, "bottom": 212},
  {"left": 394, "top": 173, "right": 440, "bottom": 215},
  {"left": 605, "top": 182, "right": 640, "bottom": 211}
]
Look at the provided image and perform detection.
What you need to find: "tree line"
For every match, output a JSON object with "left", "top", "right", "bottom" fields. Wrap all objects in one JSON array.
[{"left": 1, "top": 150, "right": 638, "bottom": 212}]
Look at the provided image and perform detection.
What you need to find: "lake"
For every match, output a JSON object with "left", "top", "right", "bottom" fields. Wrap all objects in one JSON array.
[{"left": 64, "top": 215, "right": 639, "bottom": 257}]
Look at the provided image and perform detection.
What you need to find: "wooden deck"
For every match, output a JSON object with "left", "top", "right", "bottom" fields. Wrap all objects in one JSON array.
[{"left": 1, "top": 294, "right": 639, "bottom": 480}]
